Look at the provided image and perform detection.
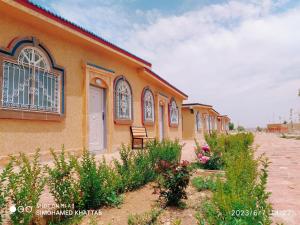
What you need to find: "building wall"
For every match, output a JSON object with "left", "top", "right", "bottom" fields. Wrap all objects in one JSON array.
[
  {"left": 182, "top": 107, "right": 210, "bottom": 142},
  {"left": 182, "top": 108, "right": 195, "bottom": 140},
  {"left": 0, "top": 3, "right": 184, "bottom": 160},
  {"left": 267, "top": 124, "right": 288, "bottom": 133}
]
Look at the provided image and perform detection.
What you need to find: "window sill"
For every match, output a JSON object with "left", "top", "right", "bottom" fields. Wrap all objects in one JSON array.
[
  {"left": 0, "top": 108, "right": 64, "bottom": 121},
  {"left": 143, "top": 121, "right": 155, "bottom": 126},
  {"left": 169, "top": 123, "right": 179, "bottom": 128},
  {"left": 114, "top": 119, "right": 133, "bottom": 125}
]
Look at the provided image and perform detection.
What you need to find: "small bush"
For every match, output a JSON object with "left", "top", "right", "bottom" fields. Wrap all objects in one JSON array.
[
  {"left": 46, "top": 147, "right": 81, "bottom": 220},
  {"left": 194, "top": 138, "right": 224, "bottom": 170},
  {"left": 147, "top": 139, "right": 182, "bottom": 164},
  {"left": 114, "top": 145, "right": 156, "bottom": 191},
  {"left": 0, "top": 162, "right": 13, "bottom": 225},
  {"left": 198, "top": 133, "right": 272, "bottom": 225},
  {"left": 192, "top": 176, "right": 217, "bottom": 192},
  {"left": 9, "top": 150, "right": 46, "bottom": 225},
  {"left": 74, "top": 150, "right": 123, "bottom": 210},
  {"left": 97, "top": 158, "right": 123, "bottom": 206},
  {"left": 128, "top": 208, "right": 162, "bottom": 225},
  {"left": 155, "top": 160, "right": 190, "bottom": 206}
]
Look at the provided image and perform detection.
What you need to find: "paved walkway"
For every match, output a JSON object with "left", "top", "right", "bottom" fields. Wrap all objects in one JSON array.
[{"left": 255, "top": 133, "right": 300, "bottom": 225}]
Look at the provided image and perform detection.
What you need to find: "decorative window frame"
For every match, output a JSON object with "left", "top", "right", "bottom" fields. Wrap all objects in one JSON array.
[
  {"left": 141, "top": 87, "right": 155, "bottom": 126},
  {"left": 168, "top": 97, "right": 179, "bottom": 128},
  {"left": 0, "top": 37, "right": 65, "bottom": 121},
  {"left": 113, "top": 75, "right": 133, "bottom": 124}
]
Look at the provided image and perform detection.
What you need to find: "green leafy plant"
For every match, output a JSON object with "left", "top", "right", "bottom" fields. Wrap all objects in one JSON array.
[
  {"left": 0, "top": 161, "right": 13, "bottom": 225},
  {"left": 194, "top": 136, "right": 224, "bottom": 170},
  {"left": 197, "top": 133, "right": 272, "bottom": 225},
  {"left": 97, "top": 158, "right": 123, "bottom": 206},
  {"left": 74, "top": 150, "right": 123, "bottom": 210},
  {"left": 128, "top": 208, "right": 162, "bottom": 225},
  {"left": 155, "top": 160, "right": 190, "bottom": 206},
  {"left": 192, "top": 176, "right": 217, "bottom": 192},
  {"left": 228, "top": 122, "right": 234, "bottom": 130},
  {"left": 114, "top": 140, "right": 182, "bottom": 192},
  {"left": 114, "top": 145, "right": 154, "bottom": 191},
  {"left": 9, "top": 150, "right": 46, "bottom": 225},
  {"left": 147, "top": 139, "right": 182, "bottom": 165},
  {"left": 46, "top": 147, "right": 81, "bottom": 221}
]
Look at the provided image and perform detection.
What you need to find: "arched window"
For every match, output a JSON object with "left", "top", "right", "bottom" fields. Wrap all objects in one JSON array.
[
  {"left": 142, "top": 87, "right": 154, "bottom": 124},
  {"left": 196, "top": 111, "right": 201, "bottom": 132},
  {"left": 169, "top": 98, "right": 179, "bottom": 126},
  {"left": 1, "top": 41, "right": 63, "bottom": 117},
  {"left": 114, "top": 76, "right": 132, "bottom": 121}
]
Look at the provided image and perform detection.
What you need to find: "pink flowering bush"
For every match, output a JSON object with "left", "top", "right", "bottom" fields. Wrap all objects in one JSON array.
[{"left": 194, "top": 140, "right": 224, "bottom": 170}]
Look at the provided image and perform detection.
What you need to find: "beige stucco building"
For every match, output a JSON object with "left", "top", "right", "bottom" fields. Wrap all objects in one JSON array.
[
  {"left": 182, "top": 103, "right": 230, "bottom": 141},
  {"left": 0, "top": 0, "right": 188, "bottom": 162}
]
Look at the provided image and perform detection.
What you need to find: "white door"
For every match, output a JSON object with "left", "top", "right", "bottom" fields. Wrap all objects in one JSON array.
[
  {"left": 89, "top": 86, "right": 105, "bottom": 153},
  {"left": 159, "top": 105, "right": 164, "bottom": 141}
]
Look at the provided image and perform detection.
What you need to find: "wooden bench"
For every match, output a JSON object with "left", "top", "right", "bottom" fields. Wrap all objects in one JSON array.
[{"left": 130, "top": 126, "right": 155, "bottom": 149}]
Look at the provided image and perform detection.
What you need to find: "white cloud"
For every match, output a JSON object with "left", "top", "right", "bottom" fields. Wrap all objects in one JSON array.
[
  {"left": 49, "top": 0, "right": 300, "bottom": 127},
  {"left": 121, "top": 1, "right": 300, "bottom": 127}
]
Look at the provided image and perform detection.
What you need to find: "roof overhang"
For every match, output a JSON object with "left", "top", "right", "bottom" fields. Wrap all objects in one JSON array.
[
  {"left": 4, "top": 0, "right": 152, "bottom": 68},
  {"left": 209, "top": 108, "right": 220, "bottom": 116},
  {"left": 182, "top": 103, "right": 212, "bottom": 110},
  {"left": 142, "top": 68, "right": 188, "bottom": 100}
]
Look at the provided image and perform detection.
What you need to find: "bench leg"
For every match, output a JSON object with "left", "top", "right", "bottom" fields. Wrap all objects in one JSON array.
[{"left": 132, "top": 138, "right": 135, "bottom": 149}]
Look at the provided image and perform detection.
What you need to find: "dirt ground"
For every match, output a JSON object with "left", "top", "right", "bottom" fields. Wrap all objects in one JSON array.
[{"left": 80, "top": 169, "right": 218, "bottom": 225}]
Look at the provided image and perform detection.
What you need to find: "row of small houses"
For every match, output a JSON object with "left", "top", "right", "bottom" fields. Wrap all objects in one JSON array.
[{"left": 0, "top": 0, "right": 230, "bottom": 163}]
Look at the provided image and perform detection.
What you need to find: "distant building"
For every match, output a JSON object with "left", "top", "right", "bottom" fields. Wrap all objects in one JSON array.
[{"left": 267, "top": 124, "right": 288, "bottom": 133}]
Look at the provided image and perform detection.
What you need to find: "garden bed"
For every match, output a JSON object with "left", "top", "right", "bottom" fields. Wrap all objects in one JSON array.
[{"left": 79, "top": 169, "right": 218, "bottom": 225}]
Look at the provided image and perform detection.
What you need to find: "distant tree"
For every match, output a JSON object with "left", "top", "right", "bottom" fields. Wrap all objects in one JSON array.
[
  {"left": 228, "top": 122, "right": 234, "bottom": 131},
  {"left": 283, "top": 121, "right": 287, "bottom": 124},
  {"left": 256, "top": 126, "right": 262, "bottom": 132},
  {"left": 237, "top": 126, "right": 245, "bottom": 132}
]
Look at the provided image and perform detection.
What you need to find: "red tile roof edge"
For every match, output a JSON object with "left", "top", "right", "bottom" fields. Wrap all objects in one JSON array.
[
  {"left": 144, "top": 68, "right": 188, "bottom": 99},
  {"left": 14, "top": 0, "right": 152, "bottom": 67}
]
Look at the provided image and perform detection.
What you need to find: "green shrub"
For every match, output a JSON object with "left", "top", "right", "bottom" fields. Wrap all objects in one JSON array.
[
  {"left": 198, "top": 133, "right": 272, "bottom": 225},
  {"left": 114, "top": 140, "right": 183, "bottom": 192},
  {"left": 97, "top": 158, "right": 123, "bottom": 206},
  {"left": 114, "top": 145, "right": 156, "bottom": 191},
  {"left": 74, "top": 150, "right": 123, "bottom": 209},
  {"left": 74, "top": 150, "right": 102, "bottom": 210},
  {"left": 9, "top": 150, "right": 46, "bottom": 225},
  {"left": 155, "top": 160, "right": 190, "bottom": 206},
  {"left": 147, "top": 139, "right": 182, "bottom": 164},
  {"left": 195, "top": 136, "right": 224, "bottom": 170},
  {"left": 127, "top": 208, "right": 162, "bottom": 225},
  {"left": 192, "top": 176, "right": 217, "bottom": 192},
  {"left": 46, "top": 147, "right": 81, "bottom": 220},
  {"left": 0, "top": 162, "right": 13, "bottom": 225}
]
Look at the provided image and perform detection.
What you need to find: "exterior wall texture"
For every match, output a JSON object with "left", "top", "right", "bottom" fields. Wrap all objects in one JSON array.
[
  {"left": 0, "top": 1, "right": 185, "bottom": 161},
  {"left": 182, "top": 106, "right": 211, "bottom": 142}
]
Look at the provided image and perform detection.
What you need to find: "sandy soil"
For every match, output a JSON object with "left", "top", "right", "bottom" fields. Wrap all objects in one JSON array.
[{"left": 79, "top": 169, "right": 216, "bottom": 225}]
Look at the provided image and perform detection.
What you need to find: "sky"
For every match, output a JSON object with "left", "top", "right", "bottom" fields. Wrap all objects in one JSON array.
[{"left": 31, "top": 0, "right": 300, "bottom": 128}]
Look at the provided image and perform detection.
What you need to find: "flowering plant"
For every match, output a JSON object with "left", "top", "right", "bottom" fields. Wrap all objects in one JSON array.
[
  {"left": 195, "top": 144, "right": 211, "bottom": 164},
  {"left": 194, "top": 139, "right": 224, "bottom": 170},
  {"left": 155, "top": 160, "right": 190, "bottom": 206}
]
